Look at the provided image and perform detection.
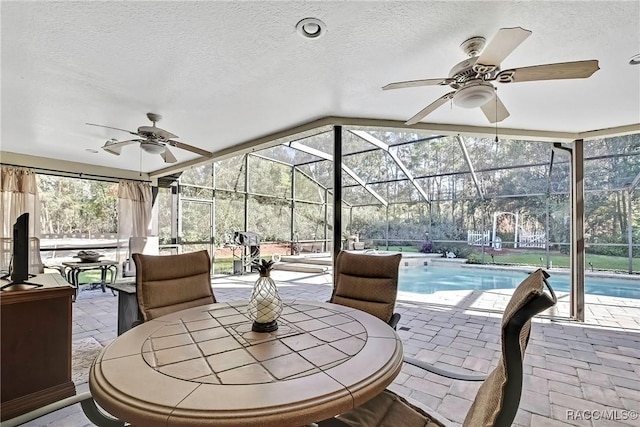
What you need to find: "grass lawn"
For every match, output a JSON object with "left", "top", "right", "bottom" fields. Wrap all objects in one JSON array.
[
  {"left": 76, "top": 270, "right": 116, "bottom": 284},
  {"left": 380, "top": 247, "right": 638, "bottom": 273},
  {"left": 381, "top": 245, "right": 420, "bottom": 253},
  {"left": 214, "top": 258, "right": 234, "bottom": 274},
  {"left": 477, "top": 250, "right": 638, "bottom": 272}
]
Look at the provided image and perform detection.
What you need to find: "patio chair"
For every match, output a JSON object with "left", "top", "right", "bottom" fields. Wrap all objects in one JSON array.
[
  {"left": 133, "top": 250, "right": 215, "bottom": 321},
  {"left": 0, "top": 237, "right": 47, "bottom": 276},
  {"left": 319, "top": 269, "right": 557, "bottom": 427},
  {"left": 122, "top": 236, "right": 159, "bottom": 277},
  {"left": 31, "top": 237, "right": 68, "bottom": 278},
  {"left": 330, "top": 250, "right": 402, "bottom": 329}
]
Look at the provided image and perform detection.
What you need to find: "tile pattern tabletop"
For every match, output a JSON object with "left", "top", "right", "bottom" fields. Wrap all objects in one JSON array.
[
  {"left": 89, "top": 300, "right": 403, "bottom": 427},
  {"left": 141, "top": 302, "right": 367, "bottom": 384}
]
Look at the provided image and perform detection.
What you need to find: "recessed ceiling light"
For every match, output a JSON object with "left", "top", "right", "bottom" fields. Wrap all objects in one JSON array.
[
  {"left": 296, "top": 18, "right": 326, "bottom": 39},
  {"left": 629, "top": 54, "right": 640, "bottom": 65},
  {"left": 85, "top": 148, "right": 99, "bottom": 154}
]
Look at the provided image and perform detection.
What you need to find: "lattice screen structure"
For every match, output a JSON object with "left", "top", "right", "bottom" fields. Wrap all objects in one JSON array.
[{"left": 172, "top": 125, "right": 639, "bottom": 272}]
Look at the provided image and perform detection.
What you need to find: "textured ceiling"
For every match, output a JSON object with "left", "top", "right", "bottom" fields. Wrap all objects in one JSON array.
[{"left": 2, "top": 1, "right": 639, "bottom": 174}]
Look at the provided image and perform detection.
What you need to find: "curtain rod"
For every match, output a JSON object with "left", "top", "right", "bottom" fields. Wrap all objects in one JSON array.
[{"left": 0, "top": 163, "right": 151, "bottom": 184}]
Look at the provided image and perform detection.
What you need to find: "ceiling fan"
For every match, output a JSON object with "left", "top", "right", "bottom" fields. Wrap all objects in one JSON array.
[
  {"left": 383, "top": 27, "right": 600, "bottom": 125},
  {"left": 86, "top": 112, "right": 212, "bottom": 163}
]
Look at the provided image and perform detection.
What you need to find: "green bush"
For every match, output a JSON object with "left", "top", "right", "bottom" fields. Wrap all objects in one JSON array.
[
  {"left": 466, "top": 253, "right": 482, "bottom": 264},
  {"left": 586, "top": 242, "right": 630, "bottom": 257},
  {"left": 432, "top": 242, "right": 474, "bottom": 258}
]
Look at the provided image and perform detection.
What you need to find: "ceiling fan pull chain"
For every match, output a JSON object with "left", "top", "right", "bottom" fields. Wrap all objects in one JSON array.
[{"left": 495, "top": 89, "right": 499, "bottom": 143}]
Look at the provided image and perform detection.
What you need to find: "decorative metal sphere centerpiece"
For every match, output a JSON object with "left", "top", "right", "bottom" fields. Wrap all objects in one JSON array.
[{"left": 247, "top": 258, "right": 283, "bottom": 332}]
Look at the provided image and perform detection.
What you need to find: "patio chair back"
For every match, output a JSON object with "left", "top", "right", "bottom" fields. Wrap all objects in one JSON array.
[
  {"left": 331, "top": 250, "right": 402, "bottom": 327},
  {"left": 133, "top": 250, "right": 215, "bottom": 321},
  {"left": 462, "top": 268, "right": 557, "bottom": 426}
]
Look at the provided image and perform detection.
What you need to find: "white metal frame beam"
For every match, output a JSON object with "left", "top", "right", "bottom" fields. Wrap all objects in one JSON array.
[
  {"left": 455, "top": 135, "right": 484, "bottom": 200},
  {"left": 629, "top": 170, "right": 640, "bottom": 192},
  {"left": 283, "top": 140, "right": 387, "bottom": 206},
  {"left": 350, "top": 130, "right": 431, "bottom": 204}
]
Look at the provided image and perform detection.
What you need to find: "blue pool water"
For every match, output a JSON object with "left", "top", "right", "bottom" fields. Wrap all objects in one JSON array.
[{"left": 398, "top": 266, "right": 640, "bottom": 299}]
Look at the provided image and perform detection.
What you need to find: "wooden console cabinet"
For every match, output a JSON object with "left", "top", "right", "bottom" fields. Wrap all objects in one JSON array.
[{"left": 0, "top": 274, "right": 76, "bottom": 421}]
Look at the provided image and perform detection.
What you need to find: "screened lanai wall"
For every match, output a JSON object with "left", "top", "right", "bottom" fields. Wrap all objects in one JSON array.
[{"left": 158, "top": 125, "right": 639, "bottom": 320}]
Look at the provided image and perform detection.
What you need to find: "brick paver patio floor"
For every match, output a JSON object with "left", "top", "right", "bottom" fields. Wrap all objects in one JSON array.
[{"left": 22, "top": 270, "right": 640, "bottom": 427}]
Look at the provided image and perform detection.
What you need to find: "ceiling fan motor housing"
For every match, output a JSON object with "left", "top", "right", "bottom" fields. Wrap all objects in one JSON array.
[
  {"left": 448, "top": 58, "right": 478, "bottom": 88},
  {"left": 138, "top": 126, "right": 159, "bottom": 138},
  {"left": 137, "top": 126, "right": 177, "bottom": 140}
]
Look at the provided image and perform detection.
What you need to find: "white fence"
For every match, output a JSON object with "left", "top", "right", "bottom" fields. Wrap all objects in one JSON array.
[
  {"left": 466, "top": 230, "right": 546, "bottom": 249},
  {"left": 467, "top": 231, "right": 490, "bottom": 247},
  {"left": 519, "top": 231, "right": 546, "bottom": 248}
]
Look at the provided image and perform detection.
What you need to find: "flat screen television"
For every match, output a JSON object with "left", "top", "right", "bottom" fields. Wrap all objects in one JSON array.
[{"left": 0, "top": 212, "right": 40, "bottom": 290}]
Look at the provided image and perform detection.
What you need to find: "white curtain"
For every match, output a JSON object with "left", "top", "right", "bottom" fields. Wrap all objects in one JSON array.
[
  {"left": 117, "top": 181, "right": 152, "bottom": 264},
  {"left": 1, "top": 166, "right": 41, "bottom": 273}
]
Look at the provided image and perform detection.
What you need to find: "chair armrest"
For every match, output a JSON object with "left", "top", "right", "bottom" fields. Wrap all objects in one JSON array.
[
  {"left": 388, "top": 312, "right": 401, "bottom": 330},
  {"left": 44, "top": 264, "right": 66, "bottom": 277},
  {"left": 2, "top": 391, "right": 124, "bottom": 427},
  {"left": 404, "top": 356, "right": 487, "bottom": 381},
  {"left": 80, "top": 391, "right": 126, "bottom": 427},
  {"left": 315, "top": 418, "right": 351, "bottom": 426}
]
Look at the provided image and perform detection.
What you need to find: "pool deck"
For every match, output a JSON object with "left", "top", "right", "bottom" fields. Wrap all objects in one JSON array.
[{"left": 23, "top": 268, "right": 640, "bottom": 427}]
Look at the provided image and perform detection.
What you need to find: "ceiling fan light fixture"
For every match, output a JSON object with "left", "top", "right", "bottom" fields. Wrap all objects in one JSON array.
[
  {"left": 140, "top": 141, "right": 166, "bottom": 155},
  {"left": 296, "top": 18, "right": 326, "bottom": 39},
  {"left": 453, "top": 82, "right": 496, "bottom": 108}
]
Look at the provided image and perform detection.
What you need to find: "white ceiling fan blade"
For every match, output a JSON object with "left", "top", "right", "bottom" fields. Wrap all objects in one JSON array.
[
  {"left": 405, "top": 92, "right": 455, "bottom": 125},
  {"left": 167, "top": 140, "right": 212, "bottom": 157},
  {"left": 383, "top": 78, "right": 454, "bottom": 90},
  {"left": 87, "top": 123, "right": 139, "bottom": 136},
  {"left": 480, "top": 94, "right": 510, "bottom": 123},
  {"left": 103, "top": 145, "right": 121, "bottom": 156},
  {"left": 495, "top": 60, "right": 600, "bottom": 83},
  {"left": 475, "top": 27, "right": 532, "bottom": 69},
  {"left": 101, "top": 139, "right": 141, "bottom": 155},
  {"left": 160, "top": 147, "right": 177, "bottom": 163}
]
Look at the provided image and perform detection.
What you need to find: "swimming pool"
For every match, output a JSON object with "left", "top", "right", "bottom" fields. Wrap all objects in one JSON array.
[{"left": 398, "top": 266, "right": 640, "bottom": 299}]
